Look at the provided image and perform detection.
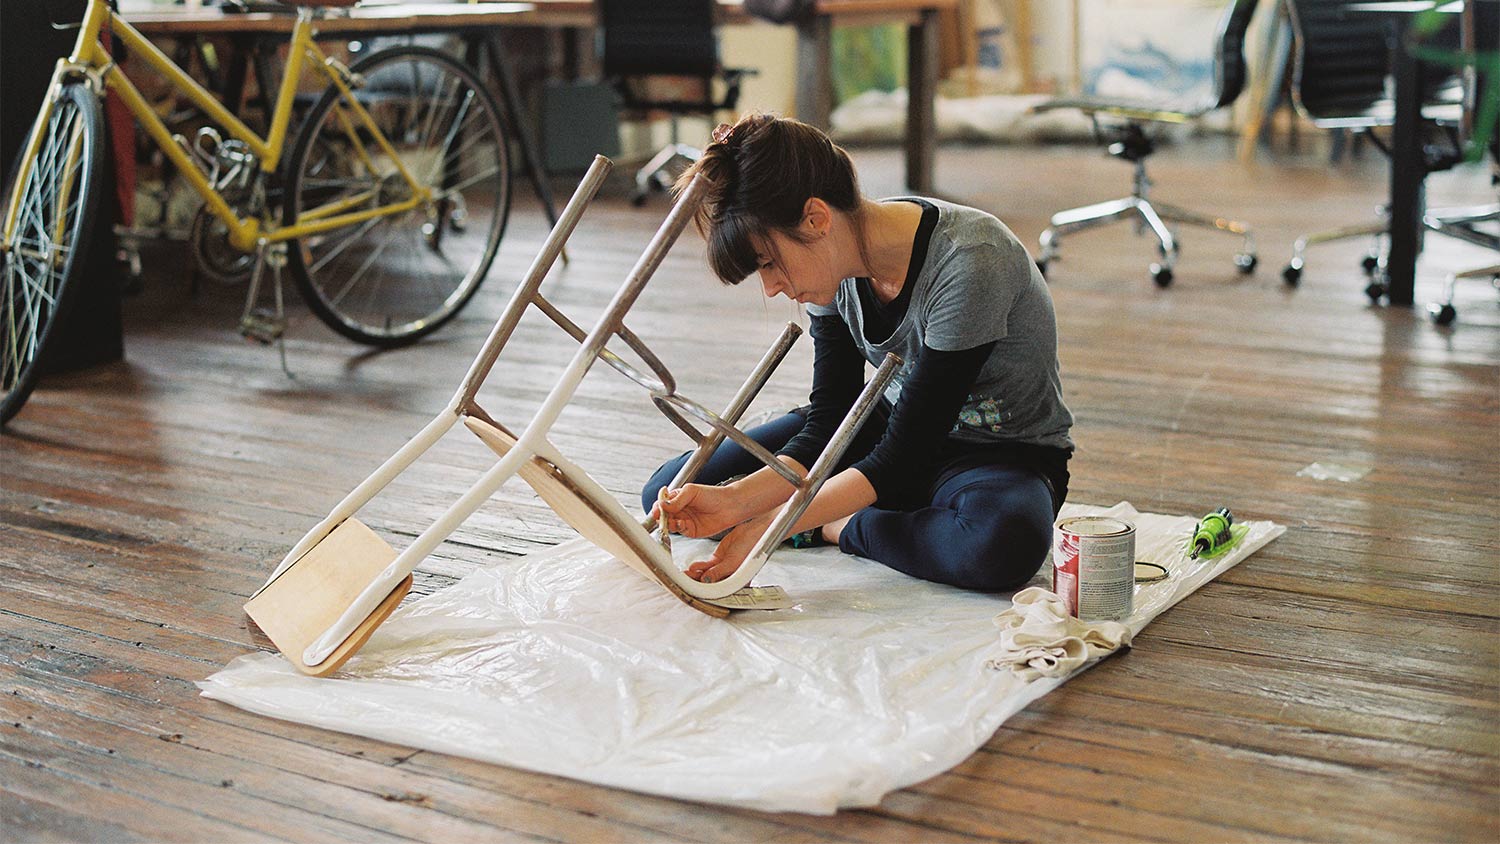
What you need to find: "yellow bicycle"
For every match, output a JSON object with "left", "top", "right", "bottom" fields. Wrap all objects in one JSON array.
[{"left": 1, "top": 0, "right": 512, "bottom": 425}]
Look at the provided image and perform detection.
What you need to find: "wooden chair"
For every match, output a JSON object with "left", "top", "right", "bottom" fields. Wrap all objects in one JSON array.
[{"left": 244, "top": 156, "right": 901, "bottom": 676}]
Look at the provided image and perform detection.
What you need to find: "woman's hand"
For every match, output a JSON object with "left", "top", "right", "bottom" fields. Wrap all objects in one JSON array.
[
  {"left": 653, "top": 483, "right": 746, "bottom": 539},
  {"left": 685, "top": 512, "right": 776, "bottom": 584}
]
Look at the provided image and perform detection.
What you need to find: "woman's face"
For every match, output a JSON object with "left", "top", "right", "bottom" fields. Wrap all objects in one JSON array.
[{"left": 753, "top": 228, "right": 841, "bottom": 307}]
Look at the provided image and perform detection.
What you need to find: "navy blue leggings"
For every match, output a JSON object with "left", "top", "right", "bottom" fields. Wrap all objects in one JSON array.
[{"left": 641, "top": 411, "right": 1056, "bottom": 592}]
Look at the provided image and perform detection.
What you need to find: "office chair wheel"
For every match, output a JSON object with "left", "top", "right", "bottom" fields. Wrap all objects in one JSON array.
[
  {"left": 1234, "top": 253, "right": 1257, "bottom": 274},
  {"left": 1150, "top": 263, "right": 1173, "bottom": 288},
  {"left": 1429, "top": 303, "right": 1457, "bottom": 326},
  {"left": 1361, "top": 254, "right": 1380, "bottom": 276},
  {"left": 1035, "top": 258, "right": 1049, "bottom": 278},
  {"left": 1365, "top": 279, "right": 1387, "bottom": 303},
  {"left": 1282, "top": 263, "right": 1301, "bottom": 287}
]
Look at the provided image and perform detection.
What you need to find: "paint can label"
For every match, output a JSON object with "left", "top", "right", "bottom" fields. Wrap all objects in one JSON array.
[{"left": 1053, "top": 516, "right": 1135, "bottom": 621}]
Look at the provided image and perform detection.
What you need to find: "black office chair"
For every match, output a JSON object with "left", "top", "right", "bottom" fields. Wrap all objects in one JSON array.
[
  {"left": 1426, "top": 0, "right": 1500, "bottom": 324},
  {"left": 1033, "top": 0, "right": 1260, "bottom": 288},
  {"left": 599, "top": 0, "right": 754, "bottom": 205},
  {"left": 1278, "top": 0, "right": 1495, "bottom": 302}
]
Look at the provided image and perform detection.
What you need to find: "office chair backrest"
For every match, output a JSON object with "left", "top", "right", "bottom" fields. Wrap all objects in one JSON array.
[
  {"left": 599, "top": 0, "right": 719, "bottom": 79},
  {"left": 1210, "top": 0, "right": 1261, "bottom": 109},
  {"left": 1284, "top": 0, "right": 1397, "bottom": 119}
]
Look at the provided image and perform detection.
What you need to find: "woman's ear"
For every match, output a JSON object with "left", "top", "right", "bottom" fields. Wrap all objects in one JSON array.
[{"left": 801, "top": 198, "right": 832, "bottom": 239}]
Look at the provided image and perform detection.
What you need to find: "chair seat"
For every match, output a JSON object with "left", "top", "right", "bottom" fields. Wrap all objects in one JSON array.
[
  {"left": 1031, "top": 95, "right": 1210, "bottom": 125},
  {"left": 615, "top": 67, "right": 754, "bottom": 114},
  {"left": 1305, "top": 97, "right": 1463, "bottom": 130}
]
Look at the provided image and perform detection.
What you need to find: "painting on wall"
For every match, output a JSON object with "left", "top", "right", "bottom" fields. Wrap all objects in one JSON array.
[{"left": 1079, "top": 0, "right": 1225, "bottom": 107}]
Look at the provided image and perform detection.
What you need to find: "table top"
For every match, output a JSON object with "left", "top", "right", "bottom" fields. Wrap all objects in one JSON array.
[{"left": 122, "top": 0, "right": 958, "bottom": 36}]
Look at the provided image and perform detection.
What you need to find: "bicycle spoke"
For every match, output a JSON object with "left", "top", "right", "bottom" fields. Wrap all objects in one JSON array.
[
  {"left": 287, "top": 47, "right": 509, "bottom": 345},
  {"left": 436, "top": 165, "right": 503, "bottom": 199},
  {"left": 424, "top": 112, "right": 488, "bottom": 189},
  {"left": 329, "top": 222, "right": 401, "bottom": 308},
  {"left": 413, "top": 69, "right": 461, "bottom": 154},
  {"left": 422, "top": 87, "right": 472, "bottom": 175},
  {"left": 308, "top": 215, "right": 387, "bottom": 275}
]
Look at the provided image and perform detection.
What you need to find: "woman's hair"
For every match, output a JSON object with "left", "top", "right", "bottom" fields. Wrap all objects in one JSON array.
[{"left": 675, "top": 113, "right": 865, "bottom": 285}]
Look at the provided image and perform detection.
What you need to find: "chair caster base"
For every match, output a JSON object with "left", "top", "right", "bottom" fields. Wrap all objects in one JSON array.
[{"left": 1282, "top": 263, "right": 1301, "bottom": 287}]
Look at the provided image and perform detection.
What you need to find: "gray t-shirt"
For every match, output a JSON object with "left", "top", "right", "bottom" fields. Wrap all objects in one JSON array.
[{"left": 807, "top": 197, "right": 1074, "bottom": 451}]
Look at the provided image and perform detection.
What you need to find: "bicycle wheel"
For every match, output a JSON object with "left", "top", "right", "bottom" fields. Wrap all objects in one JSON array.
[
  {"left": 284, "top": 46, "right": 512, "bottom": 347},
  {"left": 1, "top": 82, "right": 103, "bottom": 427}
]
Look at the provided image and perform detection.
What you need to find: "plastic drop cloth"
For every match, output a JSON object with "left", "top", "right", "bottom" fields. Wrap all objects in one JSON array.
[{"left": 200, "top": 502, "right": 1282, "bottom": 814}]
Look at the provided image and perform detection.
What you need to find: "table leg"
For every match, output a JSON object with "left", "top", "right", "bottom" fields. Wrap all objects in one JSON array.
[
  {"left": 906, "top": 9, "right": 938, "bottom": 193},
  {"left": 222, "top": 36, "right": 251, "bottom": 122},
  {"left": 1386, "top": 19, "right": 1423, "bottom": 307},
  {"left": 795, "top": 15, "right": 833, "bottom": 131},
  {"left": 484, "top": 34, "right": 562, "bottom": 232}
]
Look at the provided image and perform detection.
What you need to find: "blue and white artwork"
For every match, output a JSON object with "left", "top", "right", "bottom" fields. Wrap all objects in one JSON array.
[{"left": 1080, "top": 0, "right": 1224, "bottom": 108}]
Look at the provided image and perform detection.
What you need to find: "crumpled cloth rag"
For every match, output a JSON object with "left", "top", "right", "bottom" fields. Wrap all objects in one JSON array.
[{"left": 986, "top": 587, "right": 1133, "bottom": 681}]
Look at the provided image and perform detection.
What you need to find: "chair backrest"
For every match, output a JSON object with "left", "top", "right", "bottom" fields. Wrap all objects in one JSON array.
[
  {"left": 1284, "top": 0, "right": 1403, "bottom": 121},
  {"left": 599, "top": 0, "right": 719, "bottom": 79},
  {"left": 1210, "top": 0, "right": 1262, "bottom": 109}
]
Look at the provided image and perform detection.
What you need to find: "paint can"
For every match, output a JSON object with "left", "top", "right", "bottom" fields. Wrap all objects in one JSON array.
[{"left": 1053, "top": 516, "right": 1135, "bottom": 621}]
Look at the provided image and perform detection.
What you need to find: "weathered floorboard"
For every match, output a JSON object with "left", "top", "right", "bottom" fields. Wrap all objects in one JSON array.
[{"left": 2, "top": 141, "right": 1496, "bottom": 841}]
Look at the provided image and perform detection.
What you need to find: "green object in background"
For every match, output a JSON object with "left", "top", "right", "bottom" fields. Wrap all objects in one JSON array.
[
  {"left": 1409, "top": 9, "right": 1499, "bottom": 164},
  {"left": 831, "top": 24, "right": 907, "bottom": 107}
]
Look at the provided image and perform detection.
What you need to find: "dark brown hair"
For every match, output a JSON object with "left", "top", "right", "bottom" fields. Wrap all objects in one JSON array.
[{"left": 675, "top": 113, "right": 865, "bottom": 284}]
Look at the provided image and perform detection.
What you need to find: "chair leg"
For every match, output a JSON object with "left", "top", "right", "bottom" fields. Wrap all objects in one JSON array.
[
  {"left": 1132, "top": 198, "right": 1178, "bottom": 267},
  {"left": 1152, "top": 199, "right": 1258, "bottom": 272},
  {"left": 632, "top": 143, "right": 704, "bottom": 206},
  {"left": 1423, "top": 203, "right": 1500, "bottom": 252},
  {"left": 1282, "top": 218, "right": 1388, "bottom": 287},
  {"left": 1427, "top": 262, "right": 1500, "bottom": 326},
  {"left": 1038, "top": 196, "right": 1139, "bottom": 265},
  {"left": 1038, "top": 196, "right": 1185, "bottom": 284}
]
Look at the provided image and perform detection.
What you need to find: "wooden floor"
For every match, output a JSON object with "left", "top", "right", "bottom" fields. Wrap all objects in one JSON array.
[{"left": 3, "top": 139, "right": 1497, "bottom": 842}]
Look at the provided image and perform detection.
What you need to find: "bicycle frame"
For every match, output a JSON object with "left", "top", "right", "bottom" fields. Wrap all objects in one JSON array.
[{"left": 2, "top": 0, "right": 430, "bottom": 254}]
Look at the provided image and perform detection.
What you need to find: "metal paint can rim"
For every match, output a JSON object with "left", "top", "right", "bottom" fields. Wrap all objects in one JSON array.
[{"left": 1056, "top": 515, "right": 1134, "bottom": 537}]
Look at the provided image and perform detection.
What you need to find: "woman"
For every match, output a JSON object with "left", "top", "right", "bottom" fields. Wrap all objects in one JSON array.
[{"left": 644, "top": 113, "right": 1073, "bottom": 592}]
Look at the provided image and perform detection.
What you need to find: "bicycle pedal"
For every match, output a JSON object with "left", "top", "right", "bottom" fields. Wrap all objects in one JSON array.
[{"left": 240, "top": 310, "right": 286, "bottom": 345}]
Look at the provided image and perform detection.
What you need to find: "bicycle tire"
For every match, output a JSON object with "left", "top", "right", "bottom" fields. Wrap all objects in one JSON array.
[
  {"left": 1, "top": 81, "right": 104, "bottom": 427},
  {"left": 283, "top": 46, "right": 512, "bottom": 348}
]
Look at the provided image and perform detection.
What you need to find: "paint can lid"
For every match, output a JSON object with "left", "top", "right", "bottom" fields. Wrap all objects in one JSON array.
[{"left": 1133, "top": 561, "right": 1169, "bottom": 583}]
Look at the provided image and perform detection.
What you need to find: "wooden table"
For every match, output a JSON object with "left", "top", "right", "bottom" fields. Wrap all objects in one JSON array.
[{"left": 123, "top": 0, "right": 956, "bottom": 193}]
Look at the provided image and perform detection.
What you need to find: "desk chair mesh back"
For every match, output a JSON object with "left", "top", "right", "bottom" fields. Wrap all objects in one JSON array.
[
  {"left": 1033, "top": 0, "right": 1260, "bottom": 288},
  {"left": 599, "top": 0, "right": 753, "bottom": 204},
  {"left": 1287, "top": 2, "right": 1396, "bottom": 124},
  {"left": 1280, "top": 0, "right": 1492, "bottom": 300}
]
